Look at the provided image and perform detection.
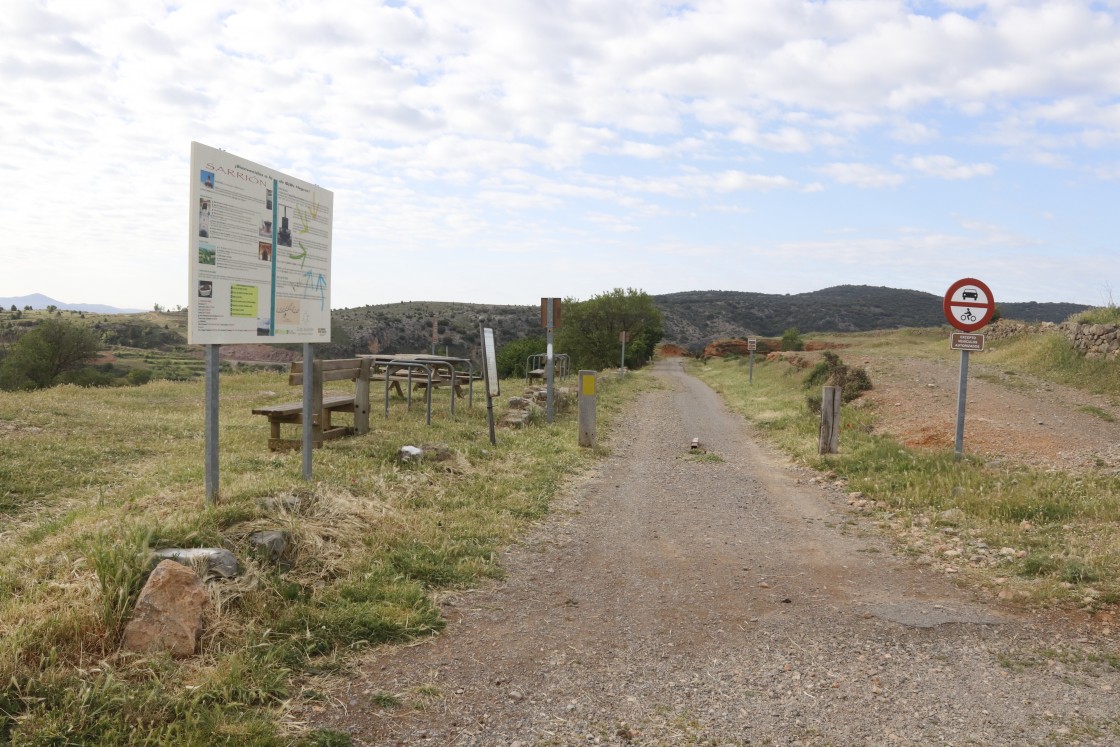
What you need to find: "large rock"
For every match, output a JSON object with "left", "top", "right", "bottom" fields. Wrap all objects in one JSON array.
[{"left": 120, "top": 560, "right": 209, "bottom": 658}]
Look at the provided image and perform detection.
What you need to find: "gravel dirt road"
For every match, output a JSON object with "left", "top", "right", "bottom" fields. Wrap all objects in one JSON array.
[{"left": 305, "top": 358, "right": 1119, "bottom": 746}]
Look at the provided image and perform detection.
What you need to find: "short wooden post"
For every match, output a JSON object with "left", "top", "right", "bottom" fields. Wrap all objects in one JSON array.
[
  {"left": 819, "top": 385, "right": 841, "bottom": 454},
  {"left": 578, "top": 370, "right": 597, "bottom": 448},
  {"left": 354, "top": 358, "right": 371, "bottom": 435}
]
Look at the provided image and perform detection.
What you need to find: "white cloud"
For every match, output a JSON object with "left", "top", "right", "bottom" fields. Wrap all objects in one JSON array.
[
  {"left": 820, "top": 162, "right": 905, "bottom": 187},
  {"left": 0, "top": 0, "right": 1115, "bottom": 309},
  {"left": 901, "top": 154, "right": 996, "bottom": 179}
]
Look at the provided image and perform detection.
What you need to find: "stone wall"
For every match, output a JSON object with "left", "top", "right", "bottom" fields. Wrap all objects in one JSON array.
[
  {"left": 1060, "top": 322, "right": 1120, "bottom": 361},
  {"left": 986, "top": 320, "right": 1120, "bottom": 361}
]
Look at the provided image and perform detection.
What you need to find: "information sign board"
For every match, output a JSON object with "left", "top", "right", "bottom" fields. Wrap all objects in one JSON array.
[
  {"left": 747, "top": 338, "right": 757, "bottom": 351},
  {"left": 188, "top": 142, "right": 333, "bottom": 344},
  {"left": 943, "top": 278, "right": 995, "bottom": 333}
]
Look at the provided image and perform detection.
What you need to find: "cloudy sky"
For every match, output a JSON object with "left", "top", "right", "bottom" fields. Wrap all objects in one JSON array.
[{"left": 1, "top": 0, "right": 1117, "bottom": 311}]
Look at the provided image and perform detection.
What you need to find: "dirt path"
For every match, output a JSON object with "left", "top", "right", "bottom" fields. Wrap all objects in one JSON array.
[{"left": 304, "top": 359, "right": 1119, "bottom": 746}]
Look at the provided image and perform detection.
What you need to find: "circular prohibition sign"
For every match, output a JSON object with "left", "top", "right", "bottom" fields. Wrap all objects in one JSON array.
[{"left": 943, "top": 277, "right": 995, "bottom": 333}]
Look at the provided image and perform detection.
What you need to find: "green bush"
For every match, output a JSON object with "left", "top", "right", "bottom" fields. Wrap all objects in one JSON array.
[
  {"left": 780, "top": 326, "right": 804, "bottom": 351},
  {"left": 804, "top": 351, "right": 872, "bottom": 404},
  {"left": 127, "top": 368, "right": 153, "bottom": 386},
  {"left": 496, "top": 336, "right": 547, "bottom": 378}
]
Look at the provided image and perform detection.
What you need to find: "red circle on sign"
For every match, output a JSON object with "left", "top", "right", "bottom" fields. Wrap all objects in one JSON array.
[{"left": 943, "top": 278, "right": 995, "bottom": 332}]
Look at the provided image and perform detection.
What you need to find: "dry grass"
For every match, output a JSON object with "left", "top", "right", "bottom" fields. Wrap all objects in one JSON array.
[{"left": 0, "top": 367, "right": 649, "bottom": 744}]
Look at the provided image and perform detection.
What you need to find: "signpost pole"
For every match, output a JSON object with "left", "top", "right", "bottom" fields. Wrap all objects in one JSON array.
[
  {"left": 302, "top": 343, "right": 313, "bottom": 480},
  {"left": 954, "top": 350, "right": 969, "bottom": 459},
  {"left": 749, "top": 350, "right": 754, "bottom": 384},
  {"left": 204, "top": 344, "right": 219, "bottom": 505},
  {"left": 545, "top": 299, "right": 555, "bottom": 424}
]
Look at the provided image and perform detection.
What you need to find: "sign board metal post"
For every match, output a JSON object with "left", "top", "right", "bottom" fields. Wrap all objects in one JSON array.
[
  {"left": 954, "top": 350, "right": 970, "bottom": 459},
  {"left": 542, "top": 298, "right": 561, "bottom": 424},
  {"left": 481, "top": 325, "right": 500, "bottom": 445},
  {"left": 943, "top": 278, "right": 995, "bottom": 460},
  {"left": 301, "top": 343, "right": 314, "bottom": 480},
  {"left": 578, "top": 370, "right": 597, "bottom": 447},
  {"left": 204, "top": 345, "right": 219, "bottom": 504},
  {"left": 747, "top": 338, "right": 757, "bottom": 384}
]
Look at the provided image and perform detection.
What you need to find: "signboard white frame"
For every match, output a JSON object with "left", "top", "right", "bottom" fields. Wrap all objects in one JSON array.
[{"left": 188, "top": 142, "right": 333, "bottom": 344}]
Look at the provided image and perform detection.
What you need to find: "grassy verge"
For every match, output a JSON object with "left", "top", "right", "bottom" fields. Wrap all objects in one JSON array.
[
  {"left": 691, "top": 352, "right": 1120, "bottom": 612},
  {"left": 984, "top": 330, "right": 1120, "bottom": 400},
  {"left": 0, "top": 369, "right": 650, "bottom": 745}
]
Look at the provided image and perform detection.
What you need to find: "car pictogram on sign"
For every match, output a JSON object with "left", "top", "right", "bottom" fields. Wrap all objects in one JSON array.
[{"left": 961, "top": 289, "right": 978, "bottom": 301}]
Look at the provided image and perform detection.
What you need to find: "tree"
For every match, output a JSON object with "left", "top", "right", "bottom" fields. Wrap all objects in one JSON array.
[
  {"left": 555, "top": 288, "right": 663, "bottom": 370},
  {"left": 0, "top": 318, "right": 101, "bottom": 390},
  {"left": 780, "top": 326, "right": 804, "bottom": 351}
]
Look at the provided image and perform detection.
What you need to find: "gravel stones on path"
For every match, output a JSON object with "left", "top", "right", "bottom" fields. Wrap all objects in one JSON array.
[{"left": 303, "top": 359, "right": 1120, "bottom": 746}]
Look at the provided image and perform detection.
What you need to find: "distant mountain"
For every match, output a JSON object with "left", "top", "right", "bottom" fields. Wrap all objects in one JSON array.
[
  {"left": 0, "top": 293, "right": 146, "bottom": 314},
  {"left": 330, "top": 287, "right": 1090, "bottom": 358},
  {"left": 655, "top": 286, "right": 1088, "bottom": 349}
]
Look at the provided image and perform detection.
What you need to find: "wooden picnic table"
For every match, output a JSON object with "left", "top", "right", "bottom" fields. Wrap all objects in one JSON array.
[{"left": 360, "top": 354, "right": 481, "bottom": 413}]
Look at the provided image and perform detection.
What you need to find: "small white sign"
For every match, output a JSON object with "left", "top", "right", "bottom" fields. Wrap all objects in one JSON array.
[
  {"left": 950, "top": 333, "right": 986, "bottom": 351},
  {"left": 482, "top": 327, "right": 500, "bottom": 397}
]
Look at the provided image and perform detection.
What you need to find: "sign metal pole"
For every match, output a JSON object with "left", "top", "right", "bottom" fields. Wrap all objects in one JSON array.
[
  {"left": 954, "top": 350, "right": 969, "bottom": 459},
  {"left": 545, "top": 299, "right": 555, "bottom": 424},
  {"left": 302, "top": 343, "right": 313, "bottom": 480},
  {"left": 204, "top": 344, "right": 219, "bottom": 505}
]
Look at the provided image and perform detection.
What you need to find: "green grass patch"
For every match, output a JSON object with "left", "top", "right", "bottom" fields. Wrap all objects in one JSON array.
[
  {"left": 0, "top": 366, "right": 649, "bottom": 743},
  {"left": 1077, "top": 405, "right": 1116, "bottom": 422}
]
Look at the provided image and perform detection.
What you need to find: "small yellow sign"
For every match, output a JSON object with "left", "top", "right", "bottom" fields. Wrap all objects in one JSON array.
[{"left": 581, "top": 373, "right": 596, "bottom": 397}]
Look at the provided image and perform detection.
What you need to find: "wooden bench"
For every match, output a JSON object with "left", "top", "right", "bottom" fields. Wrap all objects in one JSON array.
[{"left": 251, "top": 358, "right": 371, "bottom": 450}]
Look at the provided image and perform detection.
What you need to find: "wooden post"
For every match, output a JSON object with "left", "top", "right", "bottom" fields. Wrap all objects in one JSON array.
[
  {"left": 819, "top": 385, "right": 841, "bottom": 454},
  {"left": 354, "top": 358, "right": 371, "bottom": 435}
]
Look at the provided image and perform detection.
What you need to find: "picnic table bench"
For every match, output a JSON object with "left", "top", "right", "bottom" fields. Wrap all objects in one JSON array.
[
  {"left": 526, "top": 353, "right": 571, "bottom": 383},
  {"left": 251, "top": 358, "right": 371, "bottom": 451},
  {"left": 250, "top": 354, "right": 485, "bottom": 449}
]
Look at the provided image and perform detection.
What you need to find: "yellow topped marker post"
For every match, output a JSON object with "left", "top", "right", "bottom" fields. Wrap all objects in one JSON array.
[{"left": 578, "top": 370, "right": 597, "bottom": 448}]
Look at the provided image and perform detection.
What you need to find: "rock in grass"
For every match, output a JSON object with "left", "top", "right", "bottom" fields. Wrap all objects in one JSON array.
[
  {"left": 936, "top": 508, "right": 966, "bottom": 526},
  {"left": 155, "top": 547, "right": 240, "bottom": 579},
  {"left": 398, "top": 445, "right": 424, "bottom": 462},
  {"left": 121, "top": 560, "right": 209, "bottom": 658},
  {"left": 248, "top": 530, "right": 292, "bottom": 568}
]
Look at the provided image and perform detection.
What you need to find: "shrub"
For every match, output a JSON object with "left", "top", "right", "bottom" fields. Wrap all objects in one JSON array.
[
  {"left": 780, "top": 326, "right": 804, "bottom": 351},
  {"left": 804, "top": 351, "right": 872, "bottom": 404},
  {"left": 127, "top": 368, "right": 153, "bottom": 386}
]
